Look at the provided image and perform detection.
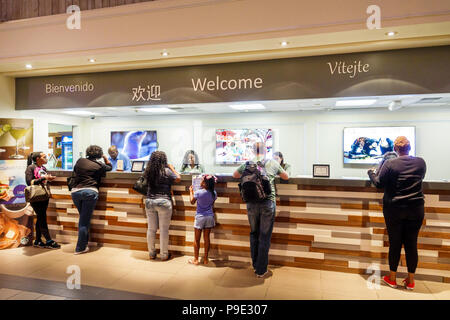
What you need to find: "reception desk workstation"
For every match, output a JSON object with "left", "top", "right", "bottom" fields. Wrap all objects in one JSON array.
[{"left": 45, "top": 171, "right": 450, "bottom": 283}]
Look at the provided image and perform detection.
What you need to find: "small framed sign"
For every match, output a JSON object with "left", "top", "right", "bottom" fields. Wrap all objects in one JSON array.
[
  {"left": 116, "top": 159, "right": 124, "bottom": 171},
  {"left": 313, "top": 164, "right": 330, "bottom": 178},
  {"left": 131, "top": 161, "right": 145, "bottom": 172}
]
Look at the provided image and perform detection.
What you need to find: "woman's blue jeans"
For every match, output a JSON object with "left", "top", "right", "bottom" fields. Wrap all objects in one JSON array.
[{"left": 71, "top": 189, "right": 99, "bottom": 252}]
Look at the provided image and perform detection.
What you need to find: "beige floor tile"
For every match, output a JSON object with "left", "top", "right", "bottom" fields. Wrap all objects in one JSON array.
[
  {"left": 270, "top": 268, "right": 321, "bottom": 292},
  {"left": 219, "top": 267, "right": 272, "bottom": 289},
  {"left": 26, "top": 251, "right": 68, "bottom": 264},
  {"left": 163, "top": 255, "right": 193, "bottom": 265},
  {"left": 37, "top": 294, "right": 67, "bottom": 300},
  {"left": 76, "top": 265, "right": 131, "bottom": 288},
  {"left": 0, "top": 247, "right": 31, "bottom": 256},
  {"left": 7, "top": 291, "right": 43, "bottom": 300},
  {"left": 430, "top": 291, "right": 450, "bottom": 300},
  {"left": 129, "top": 250, "right": 152, "bottom": 261},
  {"left": 0, "top": 253, "right": 32, "bottom": 265},
  {"left": 136, "top": 259, "right": 187, "bottom": 274},
  {"left": 105, "top": 270, "right": 174, "bottom": 295},
  {"left": 0, "top": 258, "right": 53, "bottom": 277},
  {"left": 210, "top": 285, "right": 268, "bottom": 300},
  {"left": 27, "top": 261, "right": 76, "bottom": 283},
  {"left": 155, "top": 275, "right": 217, "bottom": 300},
  {"left": 322, "top": 291, "right": 378, "bottom": 300},
  {"left": 320, "top": 277, "right": 373, "bottom": 296},
  {"left": 272, "top": 266, "right": 321, "bottom": 278},
  {"left": 62, "top": 252, "right": 120, "bottom": 265},
  {"left": 376, "top": 286, "right": 435, "bottom": 300},
  {"left": 321, "top": 270, "right": 367, "bottom": 282},
  {"left": 90, "top": 246, "right": 130, "bottom": 256},
  {"left": 28, "top": 261, "right": 131, "bottom": 288},
  {"left": 0, "top": 288, "right": 22, "bottom": 300},
  {"left": 173, "top": 263, "right": 228, "bottom": 281},
  {"left": 266, "top": 286, "right": 322, "bottom": 300},
  {"left": 4, "top": 244, "right": 447, "bottom": 302},
  {"left": 422, "top": 281, "right": 450, "bottom": 300}
]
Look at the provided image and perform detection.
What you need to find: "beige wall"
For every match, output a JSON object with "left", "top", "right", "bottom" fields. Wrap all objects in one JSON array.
[
  {"left": 1, "top": 0, "right": 449, "bottom": 74},
  {"left": 79, "top": 106, "right": 450, "bottom": 181},
  {"left": 0, "top": 75, "right": 84, "bottom": 160}
]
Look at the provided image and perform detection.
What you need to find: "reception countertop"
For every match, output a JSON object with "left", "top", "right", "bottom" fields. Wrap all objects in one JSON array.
[
  {"left": 46, "top": 170, "right": 450, "bottom": 282},
  {"left": 49, "top": 170, "right": 450, "bottom": 191}
]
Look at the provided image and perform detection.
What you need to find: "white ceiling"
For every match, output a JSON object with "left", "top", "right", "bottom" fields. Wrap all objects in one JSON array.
[{"left": 36, "top": 93, "right": 450, "bottom": 118}]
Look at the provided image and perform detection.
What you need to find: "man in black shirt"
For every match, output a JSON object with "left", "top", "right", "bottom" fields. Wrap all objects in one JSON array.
[{"left": 368, "top": 136, "right": 426, "bottom": 291}]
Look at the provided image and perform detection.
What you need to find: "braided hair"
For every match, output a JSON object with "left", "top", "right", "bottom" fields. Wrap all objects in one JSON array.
[{"left": 144, "top": 151, "right": 168, "bottom": 189}]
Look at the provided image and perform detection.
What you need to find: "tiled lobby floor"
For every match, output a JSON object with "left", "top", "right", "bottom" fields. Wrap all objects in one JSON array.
[{"left": 1, "top": 244, "right": 449, "bottom": 300}]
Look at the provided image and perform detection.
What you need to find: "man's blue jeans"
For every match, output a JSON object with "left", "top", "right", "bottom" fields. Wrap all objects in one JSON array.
[
  {"left": 246, "top": 199, "right": 276, "bottom": 275},
  {"left": 71, "top": 189, "right": 99, "bottom": 252}
]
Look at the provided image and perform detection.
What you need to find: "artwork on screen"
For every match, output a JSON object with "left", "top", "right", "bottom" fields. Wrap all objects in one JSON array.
[
  {"left": 343, "top": 126, "right": 415, "bottom": 164},
  {"left": 216, "top": 129, "right": 273, "bottom": 164},
  {"left": 111, "top": 131, "right": 157, "bottom": 161}
]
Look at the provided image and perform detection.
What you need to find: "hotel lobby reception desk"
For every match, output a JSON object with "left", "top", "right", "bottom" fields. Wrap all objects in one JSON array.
[{"left": 47, "top": 171, "right": 450, "bottom": 283}]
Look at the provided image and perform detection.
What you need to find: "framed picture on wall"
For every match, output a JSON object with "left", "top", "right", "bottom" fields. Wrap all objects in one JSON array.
[{"left": 313, "top": 164, "right": 330, "bottom": 178}]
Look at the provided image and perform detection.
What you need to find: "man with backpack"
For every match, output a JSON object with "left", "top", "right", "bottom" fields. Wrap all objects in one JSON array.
[{"left": 233, "top": 142, "right": 289, "bottom": 278}]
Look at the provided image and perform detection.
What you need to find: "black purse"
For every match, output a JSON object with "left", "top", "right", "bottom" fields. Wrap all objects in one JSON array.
[{"left": 133, "top": 175, "right": 148, "bottom": 196}]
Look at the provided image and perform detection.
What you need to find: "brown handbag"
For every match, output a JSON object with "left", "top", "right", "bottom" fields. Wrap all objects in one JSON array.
[{"left": 24, "top": 180, "right": 51, "bottom": 203}]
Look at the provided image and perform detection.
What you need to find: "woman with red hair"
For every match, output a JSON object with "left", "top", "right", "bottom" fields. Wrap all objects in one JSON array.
[{"left": 368, "top": 136, "right": 426, "bottom": 290}]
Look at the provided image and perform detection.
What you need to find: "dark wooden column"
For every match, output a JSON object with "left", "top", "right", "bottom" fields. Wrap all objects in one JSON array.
[{"left": 0, "top": 0, "right": 155, "bottom": 22}]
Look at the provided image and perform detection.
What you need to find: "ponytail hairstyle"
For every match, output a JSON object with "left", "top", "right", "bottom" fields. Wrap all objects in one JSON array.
[
  {"left": 27, "top": 152, "right": 42, "bottom": 166},
  {"left": 203, "top": 174, "right": 217, "bottom": 197}
]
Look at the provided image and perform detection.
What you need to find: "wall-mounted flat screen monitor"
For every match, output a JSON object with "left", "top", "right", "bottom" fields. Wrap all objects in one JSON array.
[
  {"left": 343, "top": 126, "right": 415, "bottom": 164},
  {"left": 216, "top": 129, "right": 273, "bottom": 164},
  {"left": 111, "top": 130, "right": 157, "bottom": 161}
]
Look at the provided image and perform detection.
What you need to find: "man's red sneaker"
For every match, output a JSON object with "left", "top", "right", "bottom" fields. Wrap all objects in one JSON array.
[
  {"left": 403, "top": 278, "right": 415, "bottom": 290},
  {"left": 382, "top": 275, "right": 398, "bottom": 288}
]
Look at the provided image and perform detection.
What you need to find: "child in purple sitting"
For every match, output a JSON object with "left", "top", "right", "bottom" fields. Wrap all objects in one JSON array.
[{"left": 188, "top": 174, "right": 217, "bottom": 265}]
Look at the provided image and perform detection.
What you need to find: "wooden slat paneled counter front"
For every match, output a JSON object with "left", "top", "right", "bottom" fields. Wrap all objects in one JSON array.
[{"left": 47, "top": 171, "right": 450, "bottom": 283}]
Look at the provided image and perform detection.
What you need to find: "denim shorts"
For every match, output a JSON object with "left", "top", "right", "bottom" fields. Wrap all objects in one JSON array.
[{"left": 194, "top": 214, "right": 215, "bottom": 229}]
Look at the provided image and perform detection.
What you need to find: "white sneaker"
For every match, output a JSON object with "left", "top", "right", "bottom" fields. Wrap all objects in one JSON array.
[
  {"left": 256, "top": 270, "right": 270, "bottom": 278},
  {"left": 74, "top": 246, "right": 89, "bottom": 255}
]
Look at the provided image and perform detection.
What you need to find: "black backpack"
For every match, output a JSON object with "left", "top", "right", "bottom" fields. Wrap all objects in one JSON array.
[{"left": 238, "top": 160, "right": 272, "bottom": 202}]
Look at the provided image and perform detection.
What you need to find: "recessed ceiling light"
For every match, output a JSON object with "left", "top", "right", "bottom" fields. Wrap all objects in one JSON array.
[
  {"left": 161, "top": 51, "right": 169, "bottom": 57},
  {"left": 229, "top": 104, "right": 265, "bottom": 110},
  {"left": 335, "top": 99, "right": 377, "bottom": 107},
  {"left": 89, "top": 58, "right": 96, "bottom": 63},
  {"left": 386, "top": 31, "right": 397, "bottom": 37},
  {"left": 25, "top": 64, "right": 32, "bottom": 69},
  {"left": 139, "top": 107, "right": 175, "bottom": 113},
  {"left": 64, "top": 110, "right": 95, "bottom": 116},
  {"left": 388, "top": 100, "right": 402, "bottom": 111},
  {"left": 280, "top": 41, "right": 288, "bottom": 47}
]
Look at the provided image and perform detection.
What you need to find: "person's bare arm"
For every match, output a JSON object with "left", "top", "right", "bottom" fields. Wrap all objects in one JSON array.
[
  {"left": 232, "top": 170, "right": 242, "bottom": 179},
  {"left": 279, "top": 171, "right": 289, "bottom": 180},
  {"left": 102, "top": 155, "right": 113, "bottom": 172},
  {"left": 168, "top": 164, "right": 181, "bottom": 183},
  {"left": 189, "top": 185, "right": 197, "bottom": 205},
  {"left": 102, "top": 155, "right": 111, "bottom": 166}
]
